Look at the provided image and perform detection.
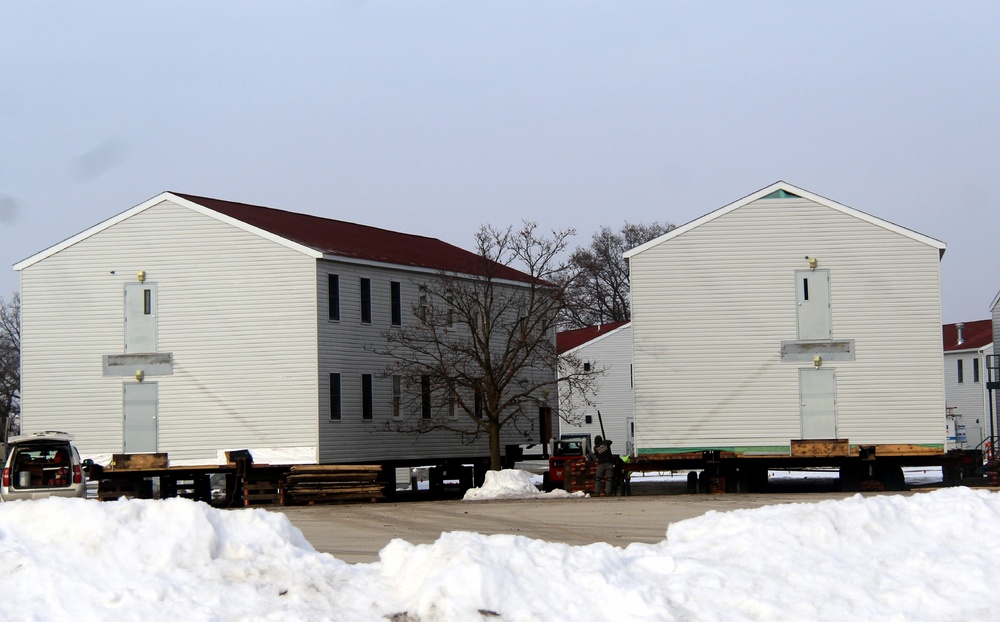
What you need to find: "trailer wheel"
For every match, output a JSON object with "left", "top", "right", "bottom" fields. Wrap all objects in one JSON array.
[
  {"left": 942, "top": 464, "right": 964, "bottom": 486},
  {"left": 878, "top": 464, "right": 906, "bottom": 491},
  {"left": 839, "top": 464, "right": 862, "bottom": 492},
  {"left": 697, "top": 470, "right": 710, "bottom": 494},
  {"left": 737, "top": 466, "right": 768, "bottom": 493}
]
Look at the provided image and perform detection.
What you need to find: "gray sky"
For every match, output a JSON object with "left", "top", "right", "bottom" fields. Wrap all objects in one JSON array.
[{"left": 2, "top": 2, "right": 998, "bottom": 323}]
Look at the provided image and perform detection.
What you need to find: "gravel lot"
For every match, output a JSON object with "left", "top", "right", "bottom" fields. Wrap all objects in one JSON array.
[{"left": 274, "top": 479, "right": 912, "bottom": 564}]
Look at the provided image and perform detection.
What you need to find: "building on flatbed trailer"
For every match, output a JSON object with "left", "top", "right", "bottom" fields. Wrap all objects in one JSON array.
[
  {"left": 623, "top": 181, "right": 964, "bottom": 491},
  {"left": 14, "top": 192, "right": 551, "bottom": 487}
]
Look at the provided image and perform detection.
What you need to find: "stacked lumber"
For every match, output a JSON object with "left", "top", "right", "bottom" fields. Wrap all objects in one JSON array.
[{"left": 283, "top": 464, "right": 384, "bottom": 505}]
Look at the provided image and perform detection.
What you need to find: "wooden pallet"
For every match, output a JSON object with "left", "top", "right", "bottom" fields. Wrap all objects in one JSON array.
[
  {"left": 97, "top": 478, "right": 154, "bottom": 501},
  {"left": 160, "top": 474, "right": 212, "bottom": 502},
  {"left": 242, "top": 478, "right": 284, "bottom": 507}
]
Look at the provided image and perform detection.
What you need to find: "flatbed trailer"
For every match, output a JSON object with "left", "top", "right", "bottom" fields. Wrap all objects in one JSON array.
[{"left": 629, "top": 440, "right": 983, "bottom": 493}]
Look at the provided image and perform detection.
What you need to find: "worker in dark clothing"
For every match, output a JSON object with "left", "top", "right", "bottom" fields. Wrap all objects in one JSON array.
[
  {"left": 593, "top": 436, "right": 615, "bottom": 496},
  {"left": 612, "top": 455, "right": 631, "bottom": 496}
]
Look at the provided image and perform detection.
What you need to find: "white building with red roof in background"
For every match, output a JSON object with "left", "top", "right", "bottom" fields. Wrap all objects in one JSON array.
[
  {"left": 556, "top": 321, "right": 634, "bottom": 455},
  {"left": 944, "top": 319, "right": 995, "bottom": 452}
]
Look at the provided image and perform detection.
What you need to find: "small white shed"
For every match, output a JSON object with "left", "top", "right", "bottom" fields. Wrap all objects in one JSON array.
[{"left": 624, "top": 181, "right": 947, "bottom": 457}]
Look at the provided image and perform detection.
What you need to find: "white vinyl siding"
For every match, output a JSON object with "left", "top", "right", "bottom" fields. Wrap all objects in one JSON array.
[
  {"left": 19, "top": 199, "right": 319, "bottom": 462},
  {"left": 19, "top": 195, "right": 553, "bottom": 467},
  {"left": 944, "top": 347, "right": 994, "bottom": 448},
  {"left": 630, "top": 196, "right": 945, "bottom": 453},
  {"left": 558, "top": 324, "right": 634, "bottom": 453},
  {"left": 316, "top": 264, "right": 549, "bottom": 463}
]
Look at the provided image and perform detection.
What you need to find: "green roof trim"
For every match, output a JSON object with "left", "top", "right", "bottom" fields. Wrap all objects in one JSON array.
[
  {"left": 763, "top": 189, "right": 801, "bottom": 199},
  {"left": 637, "top": 443, "right": 945, "bottom": 455}
]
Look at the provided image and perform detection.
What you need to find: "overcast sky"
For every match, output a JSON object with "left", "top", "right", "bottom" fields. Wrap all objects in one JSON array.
[{"left": 2, "top": 2, "right": 998, "bottom": 323}]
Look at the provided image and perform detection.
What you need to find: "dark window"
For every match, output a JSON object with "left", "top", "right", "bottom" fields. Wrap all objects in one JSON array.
[
  {"left": 583, "top": 362, "right": 591, "bottom": 372},
  {"left": 362, "top": 374, "right": 373, "bottom": 420},
  {"left": 421, "top": 375, "right": 432, "bottom": 419},
  {"left": 974, "top": 358, "right": 980, "bottom": 383},
  {"left": 143, "top": 289, "right": 152, "bottom": 315},
  {"left": 328, "top": 275, "right": 340, "bottom": 321},
  {"left": 360, "top": 278, "right": 372, "bottom": 324},
  {"left": 803, "top": 278, "right": 810, "bottom": 301},
  {"left": 957, "top": 359, "right": 964, "bottom": 384},
  {"left": 330, "top": 373, "right": 342, "bottom": 420},
  {"left": 391, "top": 282, "right": 402, "bottom": 326}
]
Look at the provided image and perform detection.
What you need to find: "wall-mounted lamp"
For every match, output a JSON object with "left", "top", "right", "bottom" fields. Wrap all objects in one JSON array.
[
  {"left": 135, "top": 370, "right": 144, "bottom": 382},
  {"left": 137, "top": 270, "right": 146, "bottom": 282},
  {"left": 813, "top": 355, "right": 822, "bottom": 368},
  {"left": 806, "top": 256, "right": 818, "bottom": 270}
]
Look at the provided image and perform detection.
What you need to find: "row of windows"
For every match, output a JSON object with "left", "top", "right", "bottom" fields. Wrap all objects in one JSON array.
[
  {"left": 328, "top": 274, "right": 406, "bottom": 325},
  {"left": 328, "top": 373, "right": 375, "bottom": 420},
  {"left": 957, "top": 358, "right": 981, "bottom": 384},
  {"left": 328, "top": 373, "right": 482, "bottom": 421}
]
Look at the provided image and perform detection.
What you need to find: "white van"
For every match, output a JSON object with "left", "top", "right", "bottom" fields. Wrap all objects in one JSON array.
[{"left": 1, "top": 432, "right": 88, "bottom": 501}]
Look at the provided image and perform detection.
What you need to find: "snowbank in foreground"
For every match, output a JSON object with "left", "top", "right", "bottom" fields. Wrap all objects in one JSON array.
[
  {"left": 1, "top": 488, "right": 998, "bottom": 621},
  {"left": 462, "top": 468, "right": 584, "bottom": 500}
]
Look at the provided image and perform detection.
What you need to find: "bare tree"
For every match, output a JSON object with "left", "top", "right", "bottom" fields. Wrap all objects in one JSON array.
[
  {"left": 562, "top": 222, "right": 675, "bottom": 329},
  {"left": 370, "top": 223, "right": 600, "bottom": 470},
  {"left": 0, "top": 293, "right": 20, "bottom": 442}
]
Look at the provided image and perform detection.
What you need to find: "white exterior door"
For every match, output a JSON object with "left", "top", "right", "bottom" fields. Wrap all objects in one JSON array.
[
  {"left": 799, "top": 368, "right": 837, "bottom": 439},
  {"left": 125, "top": 283, "right": 157, "bottom": 353},
  {"left": 124, "top": 382, "right": 158, "bottom": 453},
  {"left": 796, "top": 269, "right": 831, "bottom": 340}
]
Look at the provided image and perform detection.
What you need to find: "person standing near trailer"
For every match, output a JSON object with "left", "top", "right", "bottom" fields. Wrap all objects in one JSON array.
[
  {"left": 614, "top": 454, "right": 631, "bottom": 496},
  {"left": 592, "top": 436, "right": 614, "bottom": 496}
]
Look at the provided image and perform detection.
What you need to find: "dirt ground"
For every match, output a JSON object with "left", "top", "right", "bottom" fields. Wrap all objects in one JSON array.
[{"left": 273, "top": 479, "right": 919, "bottom": 564}]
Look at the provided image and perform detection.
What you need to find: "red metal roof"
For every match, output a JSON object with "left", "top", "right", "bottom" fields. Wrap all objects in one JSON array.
[
  {"left": 172, "top": 193, "right": 534, "bottom": 283},
  {"left": 943, "top": 319, "right": 993, "bottom": 351},
  {"left": 557, "top": 321, "right": 629, "bottom": 354}
]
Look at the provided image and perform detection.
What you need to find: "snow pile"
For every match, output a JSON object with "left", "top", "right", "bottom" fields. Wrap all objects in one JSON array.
[
  {"left": 0, "top": 497, "right": 382, "bottom": 620},
  {"left": 1, "top": 488, "right": 999, "bottom": 620},
  {"left": 462, "top": 468, "right": 583, "bottom": 500}
]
